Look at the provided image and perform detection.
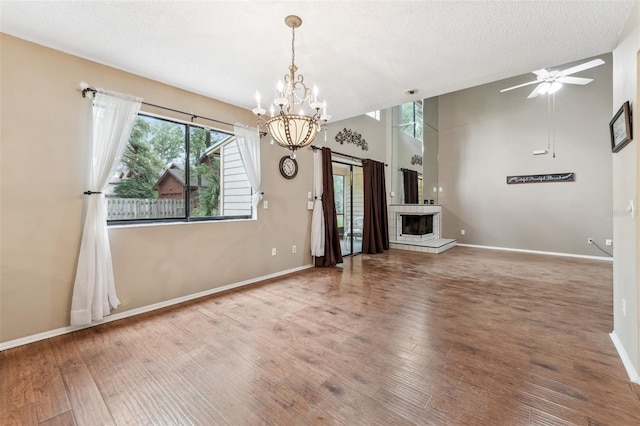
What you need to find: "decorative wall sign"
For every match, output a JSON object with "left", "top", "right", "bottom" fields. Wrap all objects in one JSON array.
[
  {"left": 411, "top": 154, "right": 423, "bottom": 166},
  {"left": 335, "top": 128, "right": 368, "bottom": 151},
  {"left": 507, "top": 173, "right": 575, "bottom": 185}
]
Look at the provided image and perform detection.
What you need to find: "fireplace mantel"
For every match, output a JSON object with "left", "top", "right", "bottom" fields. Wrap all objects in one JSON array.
[{"left": 388, "top": 204, "right": 456, "bottom": 254}]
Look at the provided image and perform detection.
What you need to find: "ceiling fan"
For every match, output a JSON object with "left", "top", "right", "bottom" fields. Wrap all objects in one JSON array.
[{"left": 500, "top": 58, "right": 605, "bottom": 98}]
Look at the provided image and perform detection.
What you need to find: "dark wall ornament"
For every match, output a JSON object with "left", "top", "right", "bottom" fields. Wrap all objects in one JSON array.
[
  {"left": 411, "top": 155, "right": 423, "bottom": 166},
  {"left": 506, "top": 172, "right": 575, "bottom": 185},
  {"left": 335, "top": 128, "right": 368, "bottom": 151}
]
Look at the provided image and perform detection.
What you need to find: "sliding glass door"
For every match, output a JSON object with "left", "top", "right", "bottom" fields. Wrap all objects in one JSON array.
[{"left": 333, "top": 161, "right": 363, "bottom": 257}]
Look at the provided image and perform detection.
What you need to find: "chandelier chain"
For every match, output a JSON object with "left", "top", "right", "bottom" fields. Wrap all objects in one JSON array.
[{"left": 291, "top": 25, "right": 296, "bottom": 71}]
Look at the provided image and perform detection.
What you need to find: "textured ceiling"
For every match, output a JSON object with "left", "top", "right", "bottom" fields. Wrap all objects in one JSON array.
[{"left": 0, "top": 1, "right": 634, "bottom": 121}]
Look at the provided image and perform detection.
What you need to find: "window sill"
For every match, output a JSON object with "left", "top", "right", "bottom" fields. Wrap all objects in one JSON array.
[{"left": 108, "top": 216, "right": 256, "bottom": 229}]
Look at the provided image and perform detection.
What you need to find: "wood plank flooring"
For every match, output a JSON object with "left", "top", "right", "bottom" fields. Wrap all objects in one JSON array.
[{"left": 1, "top": 246, "right": 639, "bottom": 425}]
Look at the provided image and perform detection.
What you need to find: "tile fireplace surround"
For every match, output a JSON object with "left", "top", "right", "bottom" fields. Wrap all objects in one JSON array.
[{"left": 389, "top": 204, "right": 456, "bottom": 254}]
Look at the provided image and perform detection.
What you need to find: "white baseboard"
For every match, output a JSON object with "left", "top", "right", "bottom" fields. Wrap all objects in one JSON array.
[
  {"left": 610, "top": 331, "right": 640, "bottom": 383},
  {"left": 0, "top": 264, "right": 314, "bottom": 352},
  {"left": 456, "top": 243, "right": 613, "bottom": 261}
]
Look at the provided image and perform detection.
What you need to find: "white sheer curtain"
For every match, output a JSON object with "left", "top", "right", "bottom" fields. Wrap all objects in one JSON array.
[
  {"left": 234, "top": 124, "right": 262, "bottom": 208},
  {"left": 70, "top": 90, "right": 142, "bottom": 326},
  {"left": 310, "top": 148, "right": 325, "bottom": 256}
]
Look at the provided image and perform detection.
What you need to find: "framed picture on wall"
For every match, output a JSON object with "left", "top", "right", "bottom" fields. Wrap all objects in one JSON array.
[{"left": 610, "top": 101, "right": 632, "bottom": 153}]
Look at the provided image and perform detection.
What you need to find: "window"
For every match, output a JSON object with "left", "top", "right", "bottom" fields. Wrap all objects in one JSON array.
[
  {"left": 105, "top": 114, "right": 253, "bottom": 223},
  {"left": 333, "top": 174, "right": 345, "bottom": 230},
  {"left": 366, "top": 110, "right": 380, "bottom": 121},
  {"left": 400, "top": 100, "right": 423, "bottom": 141}
]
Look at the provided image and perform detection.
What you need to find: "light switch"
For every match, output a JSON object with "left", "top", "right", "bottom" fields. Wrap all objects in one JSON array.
[
  {"left": 307, "top": 192, "right": 312, "bottom": 199},
  {"left": 263, "top": 200, "right": 268, "bottom": 209}
]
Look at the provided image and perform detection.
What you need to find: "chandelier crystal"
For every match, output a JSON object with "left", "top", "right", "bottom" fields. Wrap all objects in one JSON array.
[{"left": 253, "top": 15, "right": 330, "bottom": 153}]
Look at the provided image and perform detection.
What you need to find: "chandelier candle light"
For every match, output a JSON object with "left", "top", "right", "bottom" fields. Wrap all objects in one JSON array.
[{"left": 253, "top": 15, "right": 330, "bottom": 156}]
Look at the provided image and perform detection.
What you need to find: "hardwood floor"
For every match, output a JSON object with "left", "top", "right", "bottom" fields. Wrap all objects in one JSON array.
[{"left": 1, "top": 246, "right": 639, "bottom": 425}]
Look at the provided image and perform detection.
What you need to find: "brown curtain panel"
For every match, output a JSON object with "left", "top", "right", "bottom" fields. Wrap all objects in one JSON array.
[
  {"left": 403, "top": 169, "right": 419, "bottom": 204},
  {"left": 315, "top": 148, "right": 343, "bottom": 267},
  {"left": 363, "top": 159, "right": 389, "bottom": 254}
]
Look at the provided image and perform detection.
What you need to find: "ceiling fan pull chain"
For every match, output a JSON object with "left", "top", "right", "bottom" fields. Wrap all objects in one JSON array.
[
  {"left": 552, "top": 92, "right": 556, "bottom": 158},
  {"left": 547, "top": 94, "right": 552, "bottom": 151}
]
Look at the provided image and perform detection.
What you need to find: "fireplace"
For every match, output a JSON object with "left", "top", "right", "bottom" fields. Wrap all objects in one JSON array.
[
  {"left": 401, "top": 214, "right": 433, "bottom": 236},
  {"left": 388, "top": 204, "right": 456, "bottom": 253},
  {"left": 392, "top": 206, "right": 441, "bottom": 244}
]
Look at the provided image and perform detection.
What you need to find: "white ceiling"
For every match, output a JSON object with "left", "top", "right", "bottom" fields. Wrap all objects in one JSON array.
[{"left": 0, "top": 1, "right": 634, "bottom": 121}]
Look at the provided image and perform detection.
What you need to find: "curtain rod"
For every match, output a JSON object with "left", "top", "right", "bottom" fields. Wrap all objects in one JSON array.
[
  {"left": 399, "top": 167, "right": 422, "bottom": 172},
  {"left": 81, "top": 86, "right": 266, "bottom": 136},
  {"left": 310, "top": 145, "right": 388, "bottom": 166}
]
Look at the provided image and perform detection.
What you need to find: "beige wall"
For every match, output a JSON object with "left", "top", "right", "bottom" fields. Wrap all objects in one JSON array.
[
  {"left": 611, "top": 1, "right": 639, "bottom": 378},
  {"left": 324, "top": 111, "right": 389, "bottom": 162},
  {"left": 438, "top": 54, "right": 613, "bottom": 255},
  {"left": 0, "top": 34, "right": 316, "bottom": 343}
]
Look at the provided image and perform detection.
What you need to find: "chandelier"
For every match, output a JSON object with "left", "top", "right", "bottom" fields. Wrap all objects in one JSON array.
[{"left": 252, "top": 15, "right": 330, "bottom": 154}]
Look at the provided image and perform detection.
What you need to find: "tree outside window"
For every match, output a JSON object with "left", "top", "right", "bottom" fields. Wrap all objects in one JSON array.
[
  {"left": 400, "top": 100, "right": 423, "bottom": 141},
  {"left": 108, "top": 115, "right": 246, "bottom": 222}
]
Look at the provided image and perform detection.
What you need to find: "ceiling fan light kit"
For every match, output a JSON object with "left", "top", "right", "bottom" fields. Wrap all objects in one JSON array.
[
  {"left": 536, "top": 81, "right": 562, "bottom": 96},
  {"left": 500, "top": 58, "right": 604, "bottom": 98}
]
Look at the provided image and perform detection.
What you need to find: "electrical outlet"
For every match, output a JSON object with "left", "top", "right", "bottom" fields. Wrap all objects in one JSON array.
[
  {"left": 263, "top": 200, "right": 269, "bottom": 209},
  {"left": 587, "top": 238, "right": 593, "bottom": 245},
  {"left": 605, "top": 239, "right": 612, "bottom": 246},
  {"left": 461, "top": 230, "right": 465, "bottom": 235},
  {"left": 292, "top": 245, "right": 297, "bottom": 254},
  {"left": 271, "top": 248, "right": 277, "bottom": 256}
]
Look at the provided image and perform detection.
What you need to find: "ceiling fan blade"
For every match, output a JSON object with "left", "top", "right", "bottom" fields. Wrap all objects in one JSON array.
[
  {"left": 500, "top": 80, "right": 540, "bottom": 93},
  {"left": 560, "top": 58, "right": 605, "bottom": 76},
  {"left": 527, "top": 83, "right": 546, "bottom": 99},
  {"left": 532, "top": 69, "right": 550, "bottom": 78},
  {"left": 556, "top": 76, "right": 593, "bottom": 85}
]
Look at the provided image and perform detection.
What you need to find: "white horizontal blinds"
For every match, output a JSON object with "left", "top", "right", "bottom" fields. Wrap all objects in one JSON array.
[{"left": 221, "top": 139, "right": 252, "bottom": 216}]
